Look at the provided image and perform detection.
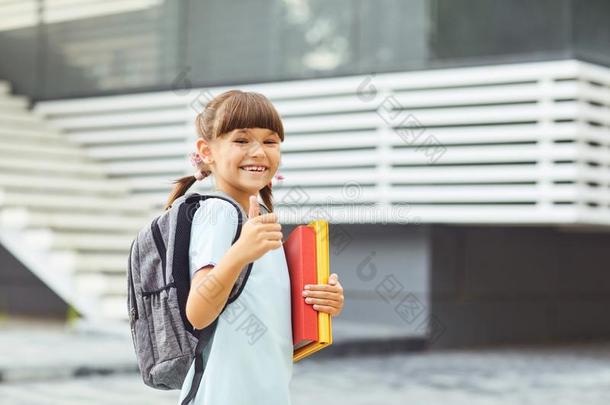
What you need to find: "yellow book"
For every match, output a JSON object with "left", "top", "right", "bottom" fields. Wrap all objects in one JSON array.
[{"left": 293, "top": 220, "right": 333, "bottom": 362}]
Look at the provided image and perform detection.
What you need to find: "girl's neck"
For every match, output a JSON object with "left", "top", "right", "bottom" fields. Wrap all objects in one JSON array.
[{"left": 212, "top": 185, "right": 257, "bottom": 218}]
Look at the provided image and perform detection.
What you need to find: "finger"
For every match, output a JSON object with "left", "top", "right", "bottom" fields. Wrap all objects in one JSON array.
[
  {"left": 265, "top": 240, "right": 283, "bottom": 250},
  {"left": 261, "top": 231, "right": 283, "bottom": 241},
  {"left": 328, "top": 273, "right": 339, "bottom": 284},
  {"left": 304, "top": 297, "right": 339, "bottom": 307},
  {"left": 256, "top": 212, "right": 278, "bottom": 224},
  {"left": 304, "top": 291, "right": 343, "bottom": 301},
  {"left": 311, "top": 304, "right": 337, "bottom": 314},
  {"left": 258, "top": 222, "right": 281, "bottom": 232},
  {"left": 248, "top": 195, "right": 260, "bottom": 219},
  {"left": 305, "top": 284, "right": 341, "bottom": 292}
]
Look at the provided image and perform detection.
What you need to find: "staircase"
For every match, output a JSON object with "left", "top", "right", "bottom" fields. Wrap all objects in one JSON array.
[{"left": 0, "top": 80, "right": 158, "bottom": 324}]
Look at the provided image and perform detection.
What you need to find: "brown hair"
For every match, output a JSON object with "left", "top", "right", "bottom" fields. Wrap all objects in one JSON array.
[{"left": 164, "top": 90, "right": 285, "bottom": 211}]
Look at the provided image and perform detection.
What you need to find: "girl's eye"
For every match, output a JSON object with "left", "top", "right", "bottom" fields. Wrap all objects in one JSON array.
[{"left": 234, "top": 139, "right": 278, "bottom": 144}]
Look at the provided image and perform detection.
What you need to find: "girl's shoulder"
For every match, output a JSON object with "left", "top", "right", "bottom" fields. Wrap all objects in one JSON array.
[
  {"left": 197, "top": 197, "right": 237, "bottom": 214},
  {"left": 198, "top": 195, "right": 270, "bottom": 216},
  {"left": 192, "top": 194, "right": 271, "bottom": 228},
  {"left": 192, "top": 198, "right": 239, "bottom": 230}
]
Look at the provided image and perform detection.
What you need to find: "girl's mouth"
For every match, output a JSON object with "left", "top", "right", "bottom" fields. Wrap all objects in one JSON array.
[{"left": 239, "top": 166, "right": 268, "bottom": 176}]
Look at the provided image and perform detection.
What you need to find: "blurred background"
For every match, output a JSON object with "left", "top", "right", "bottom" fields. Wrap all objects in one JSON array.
[{"left": 1, "top": 0, "right": 610, "bottom": 404}]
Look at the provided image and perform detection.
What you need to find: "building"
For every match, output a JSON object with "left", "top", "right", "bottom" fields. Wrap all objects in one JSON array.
[{"left": 1, "top": 0, "right": 609, "bottom": 348}]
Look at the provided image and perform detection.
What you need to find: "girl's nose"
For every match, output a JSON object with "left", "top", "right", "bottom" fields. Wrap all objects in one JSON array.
[{"left": 248, "top": 141, "right": 265, "bottom": 155}]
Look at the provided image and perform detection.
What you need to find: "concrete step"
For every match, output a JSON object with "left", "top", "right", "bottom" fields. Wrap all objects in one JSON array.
[
  {"left": 0, "top": 173, "right": 130, "bottom": 196},
  {"left": 128, "top": 190, "right": 174, "bottom": 209},
  {"left": 0, "top": 111, "right": 48, "bottom": 127},
  {"left": 124, "top": 174, "right": 180, "bottom": 193},
  {"left": 0, "top": 155, "right": 106, "bottom": 178},
  {"left": 0, "top": 80, "right": 10, "bottom": 95},
  {"left": 0, "top": 150, "right": 90, "bottom": 166},
  {"left": 0, "top": 126, "right": 65, "bottom": 142},
  {"left": 0, "top": 320, "right": 137, "bottom": 383},
  {"left": 23, "top": 229, "right": 135, "bottom": 252},
  {"left": 60, "top": 251, "right": 134, "bottom": 274},
  {"left": 1, "top": 207, "right": 151, "bottom": 233},
  {"left": 75, "top": 272, "right": 128, "bottom": 296},
  {"left": 0, "top": 84, "right": 151, "bottom": 324},
  {"left": 0, "top": 190, "right": 151, "bottom": 214},
  {"left": 99, "top": 295, "right": 129, "bottom": 321},
  {"left": 0, "top": 139, "right": 84, "bottom": 160},
  {"left": 0, "top": 94, "right": 29, "bottom": 110}
]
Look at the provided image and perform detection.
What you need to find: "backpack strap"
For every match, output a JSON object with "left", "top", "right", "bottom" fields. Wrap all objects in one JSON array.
[
  {"left": 175, "top": 192, "right": 256, "bottom": 405},
  {"left": 174, "top": 193, "right": 251, "bottom": 336},
  {"left": 181, "top": 317, "right": 218, "bottom": 405}
]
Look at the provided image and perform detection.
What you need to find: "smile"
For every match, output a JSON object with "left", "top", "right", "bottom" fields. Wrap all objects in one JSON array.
[{"left": 240, "top": 165, "right": 268, "bottom": 175}]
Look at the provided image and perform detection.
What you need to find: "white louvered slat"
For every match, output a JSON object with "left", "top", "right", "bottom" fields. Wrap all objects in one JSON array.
[
  {"left": 48, "top": 109, "right": 189, "bottom": 130},
  {"left": 66, "top": 126, "right": 191, "bottom": 145},
  {"left": 87, "top": 142, "right": 188, "bottom": 160},
  {"left": 34, "top": 59, "right": 610, "bottom": 228}
]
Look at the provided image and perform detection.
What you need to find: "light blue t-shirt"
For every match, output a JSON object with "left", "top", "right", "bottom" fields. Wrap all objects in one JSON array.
[{"left": 177, "top": 196, "right": 293, "bottom": 405}]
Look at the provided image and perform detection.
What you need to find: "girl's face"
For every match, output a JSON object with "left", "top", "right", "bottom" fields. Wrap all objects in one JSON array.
[{"left": 198, "top": 127, "right": 281, "bottom": 197}]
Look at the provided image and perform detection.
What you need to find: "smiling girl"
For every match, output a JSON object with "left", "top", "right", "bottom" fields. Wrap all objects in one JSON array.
[{"left": 164, "top": 90, "right": 344, "bottom": 405}]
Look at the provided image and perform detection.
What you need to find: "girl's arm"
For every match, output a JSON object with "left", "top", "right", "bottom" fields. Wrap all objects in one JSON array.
[
  {"left": 186, "top": 242, "right": 248, "bottom": 329},
  {"left": 186, "top": 196, "right": 282, "bottom": 329}
]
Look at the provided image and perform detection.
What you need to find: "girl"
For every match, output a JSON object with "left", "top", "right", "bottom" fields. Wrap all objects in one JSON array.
[{"left": 164, "top": 90, "right": 345, "bottom": 405}]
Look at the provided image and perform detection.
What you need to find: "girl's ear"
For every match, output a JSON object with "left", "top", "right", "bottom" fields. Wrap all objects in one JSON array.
[{"left": 196, "top": 138, "right": 213, "bottom": 164}]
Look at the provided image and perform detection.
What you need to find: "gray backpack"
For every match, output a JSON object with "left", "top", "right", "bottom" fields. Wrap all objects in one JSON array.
[{"left": 127, "top": 190, "right": 266, "bottom": 404}]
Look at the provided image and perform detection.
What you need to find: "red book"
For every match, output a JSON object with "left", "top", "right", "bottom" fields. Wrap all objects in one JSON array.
[{"left": 283, "top": 225, "right": 318, "bottom": 350}]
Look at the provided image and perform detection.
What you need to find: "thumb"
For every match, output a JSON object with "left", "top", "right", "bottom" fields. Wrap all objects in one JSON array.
[{"left": 248, "top": 195, "right": 260, "bottom": 219}]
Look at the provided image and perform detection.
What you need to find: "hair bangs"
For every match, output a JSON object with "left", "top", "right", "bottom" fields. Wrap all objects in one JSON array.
[{"left": 215, "top": 92, "right": 284, "bottom": 141}]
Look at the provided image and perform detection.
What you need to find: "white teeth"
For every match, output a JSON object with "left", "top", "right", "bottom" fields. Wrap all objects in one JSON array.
[{"left": 241, "top": 166, "right": 266, "bottom": 172}]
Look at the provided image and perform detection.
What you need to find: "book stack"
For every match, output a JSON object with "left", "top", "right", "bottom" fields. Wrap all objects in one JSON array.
[{"left": 283, "top": 220, "right": 333, "bottom": 362}]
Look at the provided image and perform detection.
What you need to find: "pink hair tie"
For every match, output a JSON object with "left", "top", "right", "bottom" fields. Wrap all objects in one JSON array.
[
  {"left": 267, "top": 173, "right": 285, "bottom": 189},
  {"left": 189, "top": 152, "right": 203, "bottom": 167},
  {"left": 189, "top": 152, "right": 210, "bottom": 181}
]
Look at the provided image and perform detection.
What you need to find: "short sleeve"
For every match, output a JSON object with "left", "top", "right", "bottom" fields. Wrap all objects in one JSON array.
[{"left": 189, "top": 198, "right": 239, "bottom": 280}]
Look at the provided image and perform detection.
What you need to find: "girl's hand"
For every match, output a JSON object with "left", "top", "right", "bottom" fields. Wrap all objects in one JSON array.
[
  {"left": 235, "top": 195, "right": 283, "bottom": 264},
  {"left": 302, "top": 273, "right": 344, "bottom": 317}
]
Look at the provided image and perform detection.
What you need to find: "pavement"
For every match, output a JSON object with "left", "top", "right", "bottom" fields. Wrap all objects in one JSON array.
[
  {"left": 0, "top": 318, "right": 138, "bottom": 383},
  {"left": 0, "top": 316, "right": 422, "bottom": 384},
  {"left": 2, "top": 317, "right": 610, "bottom": 404}
]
